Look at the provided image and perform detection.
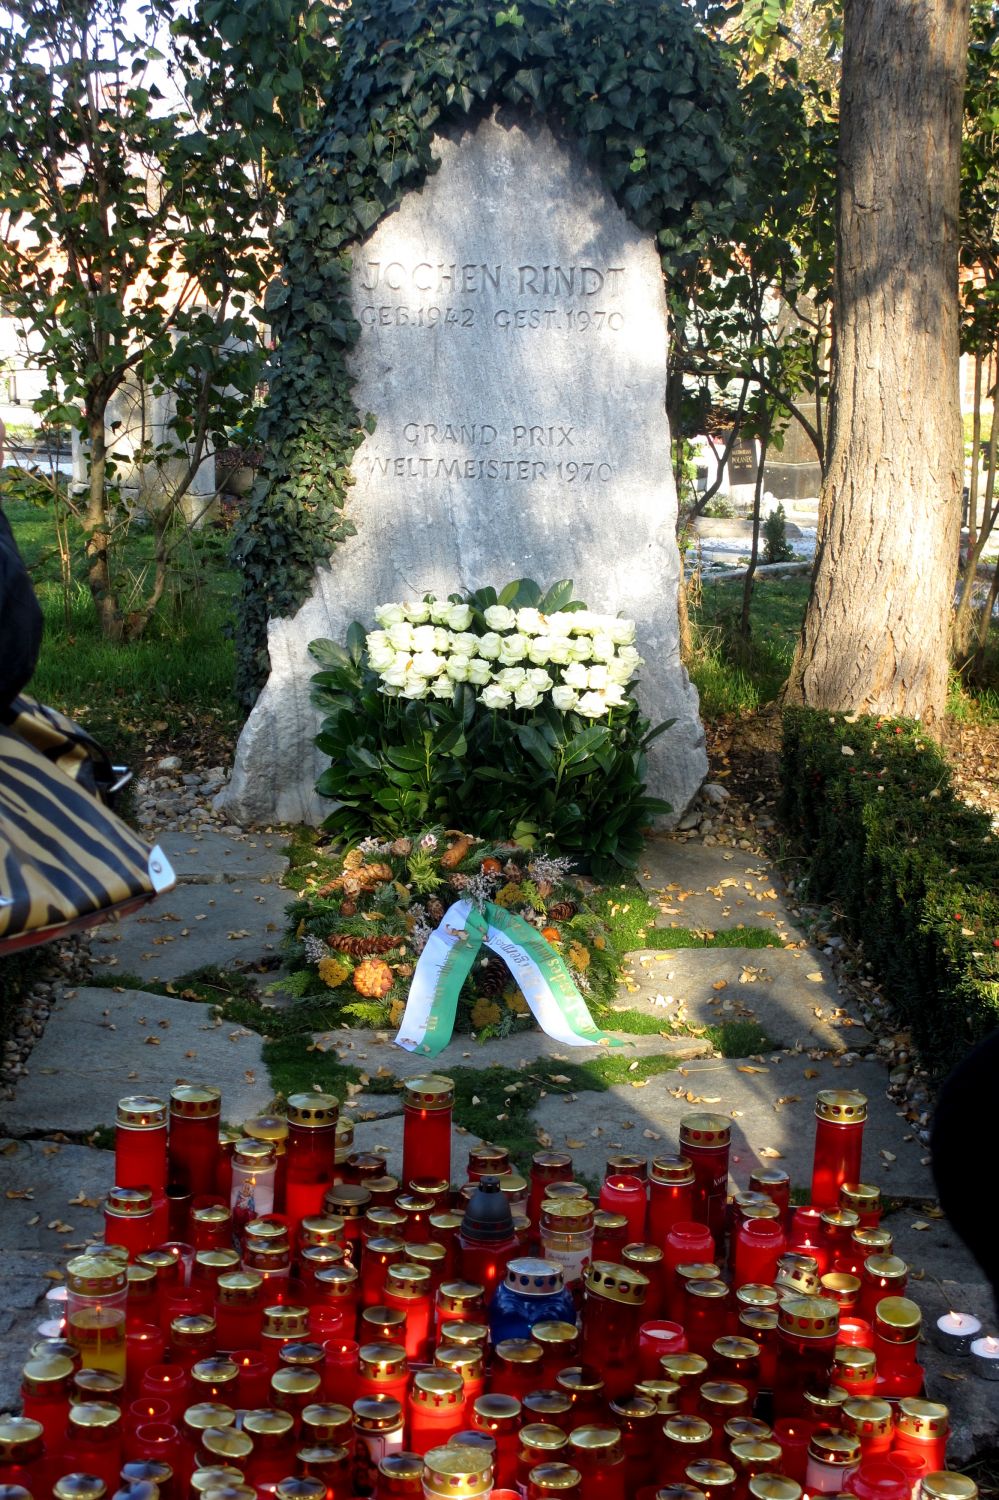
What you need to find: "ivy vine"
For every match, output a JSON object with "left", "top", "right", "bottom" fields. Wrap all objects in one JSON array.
[{"left": 233, "top": 0, "right": 743, "bottom": 707}]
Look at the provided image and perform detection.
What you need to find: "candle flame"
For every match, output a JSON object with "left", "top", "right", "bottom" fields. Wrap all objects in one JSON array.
[{"left": 986, "top": 1336, "right": 999, "bottom": 1353}]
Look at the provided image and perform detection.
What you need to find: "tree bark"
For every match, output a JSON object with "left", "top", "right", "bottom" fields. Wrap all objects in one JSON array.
[
  {"left": 782, "top": 0, "right": 969, "bottom": 733},
  {"left": 84, "top": 412, "right": 124, "bottom": 642}
]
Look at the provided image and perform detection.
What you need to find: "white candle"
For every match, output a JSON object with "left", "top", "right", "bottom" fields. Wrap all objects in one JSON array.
[
  {"left": 970, "top": 1333, "right": 999, "bottom": 1380},
  {"left": 933, "top": 1310, "right": 982, "bottom": 1355}
]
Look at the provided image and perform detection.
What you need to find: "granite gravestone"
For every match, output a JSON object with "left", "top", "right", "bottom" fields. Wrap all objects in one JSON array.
[{"left": 222, "top": 113, "right": 707, "bottom": 825}]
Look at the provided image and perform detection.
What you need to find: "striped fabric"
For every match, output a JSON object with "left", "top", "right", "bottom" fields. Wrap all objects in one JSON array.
[{"left": 0, "top": 699, "right": 174, "bottom": 953}]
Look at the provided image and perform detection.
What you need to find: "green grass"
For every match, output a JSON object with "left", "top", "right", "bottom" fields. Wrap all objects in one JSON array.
[
  {"left": 592, "top": 885, "right": 782, "bottom": 951},
  {"left": 3, "top": 493, "right": 240, "bottom": 754},
  {"left": 687, "top": 576, "right": 811, "bottom": 717}
]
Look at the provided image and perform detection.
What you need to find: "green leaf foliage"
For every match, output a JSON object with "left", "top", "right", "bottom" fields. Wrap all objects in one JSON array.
[
  {"left": 232, "top": 0, "right": 744, "bottom": 704},
  {"left": 782, "top": 708, "right": 999, "bottom": 1075}
]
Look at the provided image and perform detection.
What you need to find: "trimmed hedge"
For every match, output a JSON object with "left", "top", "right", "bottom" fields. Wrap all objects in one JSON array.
[{"left": 781, "top": 708, "right": 999, "bottom": 1075}]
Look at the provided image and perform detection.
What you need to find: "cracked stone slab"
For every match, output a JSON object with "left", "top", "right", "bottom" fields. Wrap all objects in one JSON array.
[
  {"left": 529, "top": 1053, "right": 931, "bottom": 1198},
  {"left": 156, "top": 829, "right": 289, "bottom": 884},
  {"left": 0, "top": 988, "right": 273, "bottom": 1135},
  {"left": 637, "top": 837, "right": 806, "bottom": 939},
  {"left": 312, "top": 1027, "right": 713, "bottom": 1073},
  {"left": 0, "top": 1139, "right": 108, "bottom": 1253},
  {"left": 87, "top": 881, "right": 290, "bottom": 984},
  {"left": 616, "top": 946, "right": 871, "bottom": 1053}
]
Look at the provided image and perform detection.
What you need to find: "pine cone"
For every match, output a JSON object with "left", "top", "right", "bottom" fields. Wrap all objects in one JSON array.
[
  {"left": 327, "top": 933, "right": 404, "bottom": 956},
  {"left": 475, "top": 959, "right": 509, "bottom": 998},
  {"left": 427, "top": 898, "right": 445, "bottom": 925},
  {"left": 547, "top": 900, "right": 579, "bottom": 921}
]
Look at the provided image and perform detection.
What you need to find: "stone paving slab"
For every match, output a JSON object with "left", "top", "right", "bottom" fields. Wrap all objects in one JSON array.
[
  {"left": 529, "top": 1053, "right": 931, "bottom": 1197},
  {"left": 88, "top": 881, "right": 289, "bottom": 984},
  {"left": 0, "top": 988, "right": 272, "bottom": 1135},
  {"left": 616, "top": 946, "right": 871, "bottom": 1053},
  {"left": 312, "top": 1027, "right": 713, "bottom": 1072},
  {"left": 156, "top": 829, "right": 288, "bottom": 884},
  {"left": 637, "top": 837, "right": 805, "bottom": 939}
]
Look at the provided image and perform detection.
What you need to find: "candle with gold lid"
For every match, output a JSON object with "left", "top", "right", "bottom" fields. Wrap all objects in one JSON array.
[
  {"left": 300, "top": 1213, "right": 346, "bottom": 1251},
  {"left": 103, "top": 1186, "right": 157, "bottom": 1263},
  {"left": 819, "top": 1208, "right": 861, "bottom": 1274},
  {"left": 299, "top": 1400, "right": 352, "bottom": 1448},
  {"left": 580, "top": 1261, "right": 648, "bottom": 1398},
  {"left": 831, "top": 1343, "right": 878, "bottom": 1397},
  {"left": 52, "top": 1479, "right": 107, "bottom": 1500},
  {"left": 115, "top": 1095, "right": 168, "bottom": 1193},
  {"left": 518, "top": 1424, "right": 570, "bottom": 1492},
  {"left": 242, "top": 1407, "right": 297, "bottom": 1487},
  {"left": 699, "top": 1381, "right": 751, "bottom": 1438},
  {"left": 213, "top": 1271, "right": 263, "bottom": 1352},
  {"left": 748, "top": 1480, "right": 801, "bottom": 1500},
  {"left": 283, "top": 1092, "right": 339, "bottom": 1229},
  {"left": 528, "top": 1461, "right": 582, "bottom": 1500},
  {"left": 683, "top": 1279, "right": 729, "bottom": 1358},
  {"left": 539, "top": 1199, "right": 595, "bottom": 1290},
  {"left": 189, "top": 1462, "right": 246, "bottom": 1493},
  {"left": 66, "top": 1255, "right": 128, "bottom": 1379},
  {"left": 774, "top": 1252, "right": 820, "bottom": 1298},
  {"left": 820, "top": 1271, "right": 861, "bottom": 1313},
  {"left": 351, "top": 1397, "right": 406, "bottom": 1496},
  {"left": 192, "top": 1248, "right": 241, "bottom": 1294},
  {"left": 804, "top": 1431, "right": 861, "bottom": 1493},
  {"left": 71, "top": 1367, "right": 123, "bottom": 1410},
  {"left": 922, "top": 1475, "right": 979, "bottom": 1500},
  {"left": 169, "top": 1086, "right": 221, "bottom": 1198},
  {"left": 802, "top": 1385, "right": 848, "bottom": 1426},
  {"left": 679, "top": 1114, "right": 731, "bottom": 1240},
  {"left": 296, "top": 1441, "right": 351, "bottom": 1493},
  {"left": 608, "top": 1393, "right": 659, "bottom": 1492},
  {"left": 169, "top": 1312, "right": 216, "bottom": 1369},
  {"left": 859, "top": 1255, "right": 908, "bottom": 1319},
  {"left": 773, "top": 1297, "right": 840, "bottom": 1417},
  {"left": 684, "top": 1460, "right": 737, "bottom": 1500},
  {"left": 409, "top": 1369, "right": 465, "bottom": 1455},
  {"left": 384, "top": 1262, "right": 432, "bottom": 1361},
  {"left": 63, "top": 1402, "right": 122, "bottom": 1494},
  {"left": 120, "top": 1458, "right": 173, "bottom": 1493},
  {"left": 567, "top": 1426, "right": 626, "bottom": 1500},
  {"left": 434, "top": 1344, "right": 485, "bottom": 1421},
  {"left": 530, "top": 1151, "right": 574, "bottom": 1225},
  {"left": 421, "top": 1440, "right": 493, "bottom": 1500},
  {"left": 521, "top": 1390, "right": 573, "bottom": 1428},
  {"left": 735, "top": 1312, "right": 776, "bottom": 1388},
  {"left": 839, "top": 1182, "right": 881, "bottom": 1227},
  {"left": 0, "top": 1417, "right": 45, "bottom": 1493},
  {"left": 872, "top": 1295, "right": 921, "bottom": 1372},
  {"left": 655, "top": 1487, "right": 709, "bottom": 1500},
  {"left": 323, "top": 1185, "right": 371, "bottom": 1253},
  {"left": 378, "top": 1450, "right": 425, "bottom": 1500},
  {"left": 271, "top": 1365, "right": 323, "bottom": 1423},
  {"left": 440, "top": 1319, "right": 488, "bottom": 1351},
  {"left": 892, "top": 1397, "right": 950, "bottom": 1472},
  {"left": 748, "top": 1166, "right": 791, "bottom": 1225},
  {"left": 314, "top": 1262, "right": 360, "bottom": 1324},
  {"left": 198, "top": 1423, "right": 254, "bottom": 1470},
  {"left": 663, "top": 1416, "right": 713, "bottom": 1484},
  {"left": 358, "top": 1341, "right": 409, "bottom": 1405},
  {"left": 435, "top": 1280, "right": 484, "bottom": 1329},
  {"left": 402, "top": 1076, "right": 454, "bottom": 1190},
  {"left": 428, "top": 1212, "right": 463, "bottom": 1278},
  {"left": 591, "top": 1210, "right": 629, "bottom": 1265},
  {"left": 19, "top": 1353, "right": 74, "bottom": 1446},
  {"left": 468, "top": 1143, "right": 511, "bottom": 1180},
  {"left": 190, "top": 1356, "right": 240, "bottom": 1403},
  {"left": 711, "top": 1336, "right": 761, "bottom": 1398},
  {"left": 811, "top": 1090, "right": 868, "bottom": 1210},
  {"left": 841, "top": 1397, "right": 894, "bottom": 1456},
  {"left": 363, "top": 1208, "right": 410, "bottom": 1248},
  {"left": 661, "top": 1352, "right": 709, "bottom": 1415},
  {"left": 359, "top": 1236, "right": 405, "bottom": 1309},
  {"left": 724, "top": 1417, "right": 773, "bottom": 1457},
  {"left": 622, "top": 1243, "right": 665, "bottom": 1317},
  {"left": 358, "top": 1305, "right": 405, "bottom": 1347},
  {"left": 183, "top": 1400, "right": 237, "bottom": 1443},
  {"left": 649, "top": 1156, "right": 696, "bottom": 1247},
  {"left": 397, "top": 1193, "right": 436, "bottom": 1245},
  {"left": 275, "top": 1477, "right": 327, "bottom": 1500},
  {"left": 404, "top": 1239, "right": 448, "bottom": 1294},
  {"left": 473, "top": 1392, "right": 522, "bottom": 1487}
]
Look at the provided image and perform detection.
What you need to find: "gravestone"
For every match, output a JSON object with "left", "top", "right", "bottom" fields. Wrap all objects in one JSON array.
[{"left": 222, "top": 113, "right": 707, "bottom": 826}]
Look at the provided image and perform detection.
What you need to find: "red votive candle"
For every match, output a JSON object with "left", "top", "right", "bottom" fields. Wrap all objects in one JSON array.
[
  {"left": 841, "top": 1397, "right": 895, "bottom": 1458},
  {"left": 859, "top": 1257, "right": 909, "bottom": 1322},
  {"left": 434, "top": 1345, "right": 485, "bottom": 1424},
  {"left": 168, "top": 1086, "right": 221, "bottom": 1199},
  {"left": 360, "top": 1237, "right": 406, "bottom": 1308},
  {"left": 773, "top": 1418, "right": 813, "bottom": 1484},
  {"left": 679, "top": 1114, "right": 731, "bottom": 1241},
  {"left": 125, "top": 1323, "right": 166, "bottom": 1393},
  {"left": 663, "top": 1415, "right": 713, "bottom": 1483},
  {"left": 322, "top": 1339, "right": 359, "bottom": 1406},
  {"left": 664, "top": 1222, "right": 715, "bottom": 1317},
  {"left": 787, "top": 1207, "right": 828, "bottom": 1273},
  {"left": 649, "top": 1156, "right": 696, "bottom": 1248},
  {"left": 286, "top": 1093, "right": 340, "bottom": 1229},
  {"left": 0, "top": 1416, "right": 46, "bottom": 1492},
  {"left": 20, "top": 1354, "right": 73, "bottom": 1446},
  {"left": 580, "top": 1261, "right": 649, "bottom": 1400},
  {"left": 810, "top": 1091, "right": 867, "bottom": 1210},
  {"left": 214, "top": 1271, "right": 264, "bottom": 1352},
  {"left": 622, "top": 1244, "right": 666, "bottom": 1318},
  {"left": 491, "top": 1339, "right": 545, "bottom": 1399},
  {"left": 191, "top": 1201, "right": 233, "bottom": 1252},
  {"left": 409, "top": 1368, "right": 465, "bottom": 1454},
  {"left": 242, "top": 1407, "right": 296, "bottom": 1488},
  {"left": 529, "top": 1152, "right": 574, "bottom": 1229},
  {"left": 64, "top": 1401, "right": 123, "bottom": 1492},
  {"left": 638, "top": 1320, "right": 688, "bottom": 1378},
  {"left": 357, "top": 1342, "right": 409, "bottom": 1406},
  {"left": 137, "top": 1362, "right": 190, "bottom": 1419},
  {"left": 738, "top": 1308, "right": 778, "bottom": 1390},
  {"left": 872, "top": 1297, "right": 921, "bottom": 1373},
  {"left": 840, "top": 1182, "right": 882, "bottom": 1228},
  {"left": 732, "top": 1219, "right": 786, "bottom": 1289},
  {"left": 748, "top": 1166, "right": 791, "bottom": 1228},
  {"left": 684, "top": 1279, "right": 730, "bottom": 1357},
  {"left": 243, "top": 1114, "right": 290, "bottom": 1214},
  {"left": 598, "top": 1175, "right": 646, "bottom": 1244},
  {"left": 473, "top": 1393, "right": 522, "bottom": 1488},
  {"left": 124, "top": 1394, "right": 170, "bottom": 1438},
  {"left": 115, "top": 1096, "right": 168, "bottom": 1192},
  {"left": 772, "top": 1296, "right": 839, "bottom": 1418},
  {"left": 831, "top": 1344, "right": 879, "bottom": 1398},
  {"left": 568, "top": 1425, "right": 627, "bottom": 1500},
  {"left": 891, "top": 1397, "right": 949, "bottom": 1473},
  {"left": 226, "top": 1348, "right": 267, "bottom": 1408},
  {"left": 402, "top": 1076, "right": 454, "bottom": 1191},
  {"left": 591, "top": 1211, "right": 629, "bottom": 1265}
]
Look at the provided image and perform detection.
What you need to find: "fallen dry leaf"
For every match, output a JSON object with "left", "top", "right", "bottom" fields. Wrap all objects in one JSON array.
[
  {"left": 536, "top": 1128, "right": 553, "bottom": 1147},
  {"left": 910, "top": 1221, "right": 931, "bottom": 1231},
  {"left": 737, "top": 1065, "right": 768, "bottom": 1074},
  {"left": 806, "top": 972, "right": 824, "bottom": 983},
  {"left": 565, "top": 1138, "right": 585, "bottom": 1149},
  {"left": 5, "top": 1189, "right": 33, "bottom": 1200},
  {"left": 758, "top": 1146, "right": 784, "bottom": 1159}
]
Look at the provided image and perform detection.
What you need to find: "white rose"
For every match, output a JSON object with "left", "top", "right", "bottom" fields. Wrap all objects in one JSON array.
[
  {"left": 569, "top": 610, "right": 598, "bottom": 633},
  {"left": 401, "top": 673, "right": 430, "bottom": 699},
  {"left": 380, "top": 683, "right": 401, "bottom": 696},
  {"left": 411, "top": 650, "right": 446, "bottom": 678},
  {"left": 483, "top": 604, "right": 517, "bottom": 631},
  {"left": 616, "top": 645, "right": 643, "bottom": 675},
  {"left": 576, "top": 690, "right": 607, "bottom": 718},
  {"left": 603, "top": 682, "right": 627, "bottom": 708},
  {"left": 381, "top": 660, "right": 410, "bottom": 688},
  {"left": 446, "top": 654, "right": 472, "bottom": 682},
  {"left": 387, "top": 622, "right": 414, "bottom": 651},
  {"left": 403, "top": 600, "right": 431, "bottom": 623},
  {"left": 527, "top": 668, "right": 553, "bottom": 692},
  {"left": 374, "top": 602, "right": 405, "bottom": 627},
  {"left": 588, "top": 664, "right": 609, "bottom": 690},
  {"left": 496, "top": 667, "right": 528, "bottom": 691},
  {"left": 452, "top": 631, "right": 479, "bottom": 655},
  {"left": 366, "top": 629, "right": 389, "bottom": 650},
  {"left": 547, "top": 611, "right": 574, "bottom": 635},
  {"left": 433, "top": 626, "right": 451, "bottom": 652},
  {"left": 563, "top": 662, "right": 589, "bottom": 689},
  {"left": 551, "top": 685, "right": 579, "bottom": 712},
  {"left": 546, "top": 637, "right": 571, "bottom": 665},
  {"left": 477, "top": 631, "right": 502, "bottom": 660},
  {"left": 411, "top": 624, "right": 436, "bottom": 652},
  {"left": 498, "top": 633, "right": 529, "bottom": 665},
  {"left": 429, "top": 675, "right": 455, "bottom": 699},
  {"left": 527, "top": 637, "right": 552, "bottom": 665},
  {"left": 609, "top": 617, "right": 636, "bottom": 645},
  {"left": 446, "top": 603, "right": 473, "bottom": 631},
  {"left": 467, "top": 658, "right": 492, "bottom": 685},
  {"left": 516, "top": 607, "right": 545, "bottom": 634},
  {"left": 368, "top": 644, "right": 396, "bottom": 673},
  {"left": 605, "top": 656, "right": 632, "bottom": 685},
  {"left": 481, "top": 683, "right": 513, "bottom": 711},
  {"left": 514, "top": 683, "right": 544, "bottom": 710},
  {"left": 429, "top": 599, "right": 451, "bottom": 624},
  {"left": 590, "top": 634, "right": 616, "bottom": 662},
  {"left": 566, "top": 637, "right": 593, "bottom": 662}
]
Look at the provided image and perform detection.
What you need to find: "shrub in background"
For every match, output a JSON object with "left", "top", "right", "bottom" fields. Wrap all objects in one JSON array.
[{"left": 781, "top": 708, "right": 999, "bottom": 1074}]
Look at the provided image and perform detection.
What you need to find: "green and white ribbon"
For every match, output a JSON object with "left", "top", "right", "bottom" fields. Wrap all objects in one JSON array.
[{"left": 394, "top": 898, "right": 622, "bottom": 1055}]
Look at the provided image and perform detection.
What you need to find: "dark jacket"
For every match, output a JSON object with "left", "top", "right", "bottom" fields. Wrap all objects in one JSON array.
[{"left": 0, "top": 506, "right": 43, "bottom": 709}]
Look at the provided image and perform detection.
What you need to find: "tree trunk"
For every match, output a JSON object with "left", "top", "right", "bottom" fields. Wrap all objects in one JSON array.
[
  {"left": 83, "top": 414, "right": 124, "bottom": 642},
  {"left": 782, "top": 0, "right": 969, "bottom": 734}
]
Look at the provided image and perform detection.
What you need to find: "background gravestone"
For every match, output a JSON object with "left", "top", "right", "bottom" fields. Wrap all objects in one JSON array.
[{"left": 222, "top": 113, "right": 707, "bottom": 826}]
